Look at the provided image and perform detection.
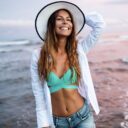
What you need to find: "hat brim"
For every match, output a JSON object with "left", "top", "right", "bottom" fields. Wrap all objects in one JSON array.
[{"left": 35, "top": 1, "right": 86, "bottom": 41}]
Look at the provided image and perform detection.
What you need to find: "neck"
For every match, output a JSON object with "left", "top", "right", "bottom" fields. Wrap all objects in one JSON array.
[{"left": 57, "top": 37, "right": 67, "bottom": 54}]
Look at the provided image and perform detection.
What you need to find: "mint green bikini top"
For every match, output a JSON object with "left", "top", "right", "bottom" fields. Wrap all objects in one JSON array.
[{"left": 47, "top": 67, "right": 78, "bottom": 93}]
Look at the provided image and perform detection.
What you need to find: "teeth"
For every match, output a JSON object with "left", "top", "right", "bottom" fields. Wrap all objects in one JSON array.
[{"left": 61, "top": 27, "right": 68, "bottom": 30}]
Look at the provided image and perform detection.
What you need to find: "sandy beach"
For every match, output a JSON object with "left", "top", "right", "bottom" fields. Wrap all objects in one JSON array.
[{"left": 88, "top": 38, "right": 128, "bottom": 128}]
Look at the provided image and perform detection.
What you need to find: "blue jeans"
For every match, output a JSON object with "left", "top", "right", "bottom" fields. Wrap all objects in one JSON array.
[{"left": 53, "top": 100, "right": 96, "bottom": 128}]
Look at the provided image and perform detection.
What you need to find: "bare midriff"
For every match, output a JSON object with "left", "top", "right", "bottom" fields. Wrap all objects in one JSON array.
[
  {"left": 50, "top": 51, "right": 85, "bottom": 116},
  {"left": 51, "top": 88, "right": 84, "bottom": 117}
]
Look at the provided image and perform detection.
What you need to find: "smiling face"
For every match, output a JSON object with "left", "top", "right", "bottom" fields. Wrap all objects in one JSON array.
[
  {"left": 46, "top": 9, "right": 76, "bottom": 50},
  {"left": 55, "top": 10, "right": 73, "bottom": 38}
]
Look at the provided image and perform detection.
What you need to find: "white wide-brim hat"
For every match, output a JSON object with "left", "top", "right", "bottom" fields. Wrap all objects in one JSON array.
[{"left": 35, "top": 1, "right": 86, "bottom": 41}]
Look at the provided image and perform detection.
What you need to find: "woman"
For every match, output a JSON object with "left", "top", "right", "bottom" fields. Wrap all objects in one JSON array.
[{"left": 31, "top": 1, "right": 105, "bottom": 128}]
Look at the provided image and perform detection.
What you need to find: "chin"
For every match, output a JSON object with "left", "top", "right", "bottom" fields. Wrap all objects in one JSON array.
[{"left": 57, "top": 32, "right": 72, "bottom": 37}]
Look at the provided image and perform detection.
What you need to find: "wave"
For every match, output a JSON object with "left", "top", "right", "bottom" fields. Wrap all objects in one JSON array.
[{"left": 0, "top": 40, "right": 31, "bottom": 46}]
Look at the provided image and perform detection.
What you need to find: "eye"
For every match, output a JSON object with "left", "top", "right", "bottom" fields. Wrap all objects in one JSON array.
[
  {"left": 67, "top": 18, "right": 72, "bottom": 22},
  {"left": 56, "top": 17, "right": 62, "bottom": 21}
]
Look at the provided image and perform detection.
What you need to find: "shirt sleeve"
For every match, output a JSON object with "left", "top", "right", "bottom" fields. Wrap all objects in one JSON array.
[
  {"left": 30, "top": 49, "right": 50, "bottom": 128},
  {"left": 79, "top": 12, "right": 106, "bottom": 53}
]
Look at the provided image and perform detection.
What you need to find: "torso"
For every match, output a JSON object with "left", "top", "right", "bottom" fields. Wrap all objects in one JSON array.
[
  {"left": 49, "top": 51, "right": 84, "bottom": 116},
  {"left": 51, "top": 89, "right": 84, "bottom": 116}
]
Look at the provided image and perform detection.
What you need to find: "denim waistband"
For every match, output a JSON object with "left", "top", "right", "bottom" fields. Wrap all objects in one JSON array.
[{"left": 53, "top": 100, "right": 91, "bottom": 127}]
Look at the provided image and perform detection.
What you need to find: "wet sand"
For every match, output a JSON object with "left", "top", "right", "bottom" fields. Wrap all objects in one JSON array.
[{"left": 88, "top": 38, "right": 128, "bottom": 128}]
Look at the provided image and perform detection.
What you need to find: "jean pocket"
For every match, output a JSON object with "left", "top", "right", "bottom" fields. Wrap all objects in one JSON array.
[{"left": 78, "top": 104, "right": 90, "bottom": 120}]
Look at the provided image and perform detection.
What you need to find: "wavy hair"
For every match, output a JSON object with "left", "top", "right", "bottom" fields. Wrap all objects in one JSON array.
[{"left": 38, "top": 9, "right": 81, "bottom": 81}]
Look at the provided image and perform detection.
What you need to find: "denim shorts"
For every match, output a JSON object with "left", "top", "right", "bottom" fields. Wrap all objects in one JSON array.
[{"left": 53, "top": 100, "right": 96, "bottom": 128}]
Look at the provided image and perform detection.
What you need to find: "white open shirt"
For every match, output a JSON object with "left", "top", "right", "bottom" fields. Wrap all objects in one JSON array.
[{"left": 30, "top": 12, "right": 106, "bottom": 128}]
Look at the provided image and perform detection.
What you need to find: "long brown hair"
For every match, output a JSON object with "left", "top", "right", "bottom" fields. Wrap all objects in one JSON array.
[{"left": 38, "top": 9, "right": 81, "bottom": 80}]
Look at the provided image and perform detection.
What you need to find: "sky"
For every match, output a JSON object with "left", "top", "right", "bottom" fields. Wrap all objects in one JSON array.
[
  {"left": 0, "top": 0, "right": 128, "bottom": 24},
  {"left": 0, "top": 0, "right": 128, "bottom": 41},
  {"left": 0, "top": 0, "right": 127, "bottom": 19}
]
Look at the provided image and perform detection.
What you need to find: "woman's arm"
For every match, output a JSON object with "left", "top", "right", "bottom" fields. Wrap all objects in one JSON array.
[
  {"left": 79, "top": 12, "right": 106, "bottom": 53},
  {"left": 30, "top": 49, "right": 50, "bottom": 128}
]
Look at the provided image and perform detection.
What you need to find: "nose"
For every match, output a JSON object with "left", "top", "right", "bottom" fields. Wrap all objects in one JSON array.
[{"left": 62, "top": 18, "right": 67, "bottom": 24}]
